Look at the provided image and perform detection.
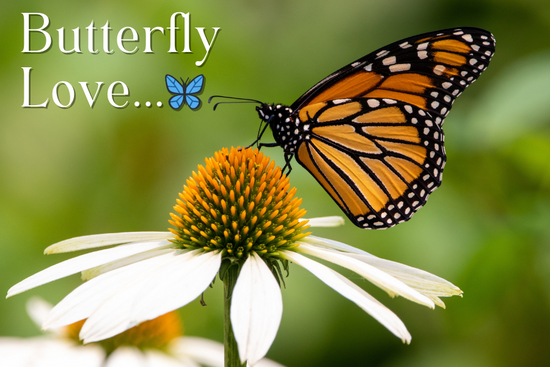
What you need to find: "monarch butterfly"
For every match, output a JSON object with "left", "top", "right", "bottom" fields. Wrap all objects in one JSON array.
[
  {"left": 166, "top": 74, "right": 205, "bottom": 110},
  {"left": 212, "top": 27, "right": 495, "bottom": 229}
]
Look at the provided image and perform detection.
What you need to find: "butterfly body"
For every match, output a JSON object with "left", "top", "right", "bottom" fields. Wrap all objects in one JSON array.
[{"left": 253, "top": 27, "right": 495, "bottom": 229}]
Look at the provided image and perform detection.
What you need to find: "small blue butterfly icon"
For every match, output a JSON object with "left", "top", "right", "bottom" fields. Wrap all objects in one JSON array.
[{"left": 165, "top": 74, "right": 205, "bottom": 110}]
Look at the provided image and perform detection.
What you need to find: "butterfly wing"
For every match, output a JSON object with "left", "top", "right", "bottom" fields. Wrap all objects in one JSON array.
[
  {"left": 169, "top": 95, "right": 185, "bottom": 110},
  {"left": 186, "top": 74, "right": 205, "bottom": 95},
  {"left": 166, "top": 74, "right": 184, "bottom": 95},
  {"left": 180, "top": 75, "right": 204, "bottom": 110},
  {"left": 166, "top": 75, "right": 185, "bottom": 109},
  {"left": 295, "top": 98, "right": 444, "bottom": 229},
  {"left": 293, "top": 27, "right": 495, "bottom": 123},
  {"left": 292, "top": 27, "right": 495, "bottom": 229},
  {"left": 186, "top": 95, "right": 201, "bottom": 110}
]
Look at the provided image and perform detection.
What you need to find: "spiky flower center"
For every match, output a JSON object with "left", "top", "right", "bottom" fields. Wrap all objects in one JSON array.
[
  {"left": 169, "top": 147, "right": 310, "bottom": 261},
  {"left": 66, "top": 311, "right": 182, "bottom": 354}
]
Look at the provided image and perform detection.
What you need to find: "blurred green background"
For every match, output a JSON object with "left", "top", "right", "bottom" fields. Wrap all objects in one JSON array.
[{"left": 2, "top": 0, "right": 550, "bottom": 366}]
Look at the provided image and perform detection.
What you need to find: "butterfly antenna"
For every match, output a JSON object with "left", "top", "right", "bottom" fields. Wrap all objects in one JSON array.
[{"left": 208, "top": 95, "right": 263, "bottom": 111}]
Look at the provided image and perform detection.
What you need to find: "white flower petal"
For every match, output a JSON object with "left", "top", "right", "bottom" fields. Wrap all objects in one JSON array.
[
  {"left": 129, "top": 250, "right": 222, "bottom": 324},
  {"left": 170, "top": 336, "right": 285, "bottom": 367},
  {"left": 45, "top": 232, "right": 173, "bottom": 254},
  {"left": 282, "top": 251, "right": 411, "bottom": 343},
  {"left": 0, "top": 338, "right": 105, "bottom": 367},
  {"left": 0, "top": 338, "right": 42, "bottom": 367},
  {"left": 26, "top": 297, "right": 53, "bottom": 329},
  {"left": 424, "top": 295, "right": 447, "bottom": 309},
  {"left": 7, "top": 241, "right": 172, "bottom": 298},
  {"left": 145, "top": 350, "right": 189, "bottom": 367},
  {"left": 81, "top": 248, "right": 174, "bottom": 281},
  {"left": 348, "top": 253, "right": 462, "bottom": 299},
  {"left": 43, "top": 250, "right": 179, "bottom": 330},
  {"left": 301, "top": 236, "right": 462, "bottom": 307},
  {"left": 104, "top": 346, "right": 146, "bottom": 367},
  {"left": 251, "top": 357, "right": 286, "bottom": 367},
  {"left": 78, "top": 250, "right": 221, "bottom": 343},
  {"left": 297, "top": 244, "right": 435, "bottom": 308},
  {"left": 300, "top": 235, "right": 370, "bottom": 255},
  {"left": 231, "top": 252, "right": 283, "bottom": 366},
  {"left": 79, "top": 251, "right": 199, "bottom": 342},
  {"left": 170, "top": 336, "right": 224, "bottom": 367},
  {"left": 301, "top": 216, "right": 345, "bottom": 227}
]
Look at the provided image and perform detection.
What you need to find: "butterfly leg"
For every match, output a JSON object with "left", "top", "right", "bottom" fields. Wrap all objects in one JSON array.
[
  {"left": 246, "top": 117, "right": 273, "bottom": 149},
  {"left": 258, "top": 142, "right": 279, "bottom": 148},
  {"left": 281, "top": 152, "right": 293, "bottom": 176}
]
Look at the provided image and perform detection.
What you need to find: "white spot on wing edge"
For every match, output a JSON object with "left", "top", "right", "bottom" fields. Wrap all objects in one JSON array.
[
  {"left": 433, "top": 65, "right": 446, "bottom": 75},
  {"left": 332, "top": 99, "right": 351, "bottom": 105},
  {"left": 367, "top": 99, "right": 380, "bottom": 108},
  {"left": 399, "top": 41, "right": 412, "bottom": 49},
  {"left": 417, "top": 51, "right": 428, "bottom": 60},
  {"left": 382, "top": 56, "right": 397, "bottom": 66},
  {"left": 417, "top": 42, "right": 429, "bottom": 50},
  {"left": 376, "top": 50, "right": 390, "bottom": 59},
  {"left": 389, "top": 63, "right": 411, "bottom": 72}
]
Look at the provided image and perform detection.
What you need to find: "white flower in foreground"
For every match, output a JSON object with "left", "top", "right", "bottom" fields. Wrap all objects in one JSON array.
[
  {"left": 7, "top": 147, "right": 462, "bottom": 366},
  {"left": 0, "top": 297, "right": 282, "bottom": 367}
]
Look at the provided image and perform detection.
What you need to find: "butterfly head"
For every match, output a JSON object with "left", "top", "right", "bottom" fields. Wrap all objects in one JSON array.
[
  {"left": 256, "top": 103, "right": 294, "bottom": 123},
  {"left": 256, "top": 103, "right": 274, "bottom": 122}
]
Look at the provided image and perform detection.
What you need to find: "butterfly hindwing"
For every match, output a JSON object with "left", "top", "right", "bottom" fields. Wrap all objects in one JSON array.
[
  {"left": 295, "top": 98, "right": 445, "bottom": 229},
  {"left": 169, "top": 95, "right": 184, "bottom": 110},
  {"left": 186, "top": 95, "right": 201, "bottom": 110}
]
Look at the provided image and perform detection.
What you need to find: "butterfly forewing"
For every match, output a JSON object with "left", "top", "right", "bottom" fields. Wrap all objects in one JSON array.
[
  {"left": 166, "top": 75, "right": 184, "bottom": 95},
  {"left": 186, "top": 75, "right": 205, "bottom": 95},
  {"left": 292, "top": 27, "right": 495, "bottom": 126}
]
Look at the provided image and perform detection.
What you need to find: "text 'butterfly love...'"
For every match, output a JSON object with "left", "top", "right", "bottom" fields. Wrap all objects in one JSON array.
[{"left": 211, "top": 27, "right": 495, "bottom": 229}]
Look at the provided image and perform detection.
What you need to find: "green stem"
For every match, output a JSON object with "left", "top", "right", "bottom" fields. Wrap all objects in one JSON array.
[{"left": 224, "top": 266, "right": 246, "bottom": 367}]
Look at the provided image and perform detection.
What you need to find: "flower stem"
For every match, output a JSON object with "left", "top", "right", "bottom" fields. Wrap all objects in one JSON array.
[{"left": 224, "top": 266, "right": 246, "bottom": 367}]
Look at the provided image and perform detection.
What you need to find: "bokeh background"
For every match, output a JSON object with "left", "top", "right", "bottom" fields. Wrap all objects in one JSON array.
[{"left": 1, "top": 0, "right": 550, "bottom": 366}]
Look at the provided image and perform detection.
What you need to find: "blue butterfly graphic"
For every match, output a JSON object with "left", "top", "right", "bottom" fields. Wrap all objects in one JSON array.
[{"left": 165, "top": 74, "right": 205, "bottom": 110}]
